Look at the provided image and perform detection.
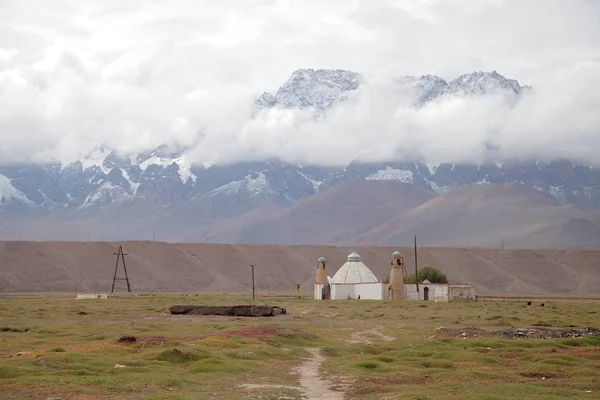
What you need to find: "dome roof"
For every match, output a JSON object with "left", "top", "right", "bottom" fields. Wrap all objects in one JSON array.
[
  {"left": 347, "top": 251, "right": 361, "bottom": 262},
  {"left": 392, "top": 250, "right": 403, "bottom": 257},
  {"left": 330, "top": 256, "right": 379, "bottom": 284},
  {"left": 317, "top": 257, "right": 327, "bottom": 263}
]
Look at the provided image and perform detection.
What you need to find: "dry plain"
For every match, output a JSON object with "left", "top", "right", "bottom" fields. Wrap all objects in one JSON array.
[{"left": 1, "top": 293, "right": 599, "bottom": 399}]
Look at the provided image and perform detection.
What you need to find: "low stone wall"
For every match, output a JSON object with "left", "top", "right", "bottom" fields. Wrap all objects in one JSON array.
[
  {"left": 76, "top": 293, "right": 108, "bottom": 300},
  {"left": 169, "top": 305, "right": 287, "bottom": 317},
  {"left": 449, "top": 285, "right": 476, "bottom": 301}
]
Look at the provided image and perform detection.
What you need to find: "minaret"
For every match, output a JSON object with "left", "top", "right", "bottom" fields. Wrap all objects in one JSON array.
[
  {"left": 389, "top": 250, "right": 405, "bottom": 300},
  {"left": 314, "top": 257, "right": 328, "bottom": 299},
  {"left": 316, "top": 257, "right": 327, "bottom": 284}
]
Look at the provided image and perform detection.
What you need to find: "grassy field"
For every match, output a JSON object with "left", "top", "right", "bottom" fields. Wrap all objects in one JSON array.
[{"left": 1, "top": 293, "right": 599, "bottom": 399}]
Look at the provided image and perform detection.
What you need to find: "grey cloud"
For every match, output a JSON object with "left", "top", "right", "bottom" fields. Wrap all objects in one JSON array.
[{"left": 0, "top": 0, "right": 599, "bottom": 167}]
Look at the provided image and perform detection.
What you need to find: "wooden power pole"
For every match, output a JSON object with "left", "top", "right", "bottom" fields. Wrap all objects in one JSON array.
[
  {"left": 111, "top": 246, "right": 132, "bottom": 293},
  {"left": 414, "top": 235, "right": 419, "bottom": 299},
  {"left": 250, "top": 264, "right": 255, "bottom": 299}
]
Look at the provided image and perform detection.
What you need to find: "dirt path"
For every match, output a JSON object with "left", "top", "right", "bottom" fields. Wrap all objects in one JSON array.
[
  {"left": 346, "top": 326, "right": 395, "bottom": 344},
  {"left": 242, "top": 347, "right": 345, "bottom": 399},
  {"left": 296, "top": 348, "right": 344, "bottom": 399}
]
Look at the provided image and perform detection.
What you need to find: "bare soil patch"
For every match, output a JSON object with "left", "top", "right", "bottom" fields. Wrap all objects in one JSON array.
[
  {"left": 347, "top": 375, "right": 430, "bottom": 397},
  {"left": 219, "top": 325, "right": 316, "bottom": 342},
  {"left": 346, "top": 326, "right": 395, "bottom": 344},
  {"left": 430, "top": 327, "right": 494, "bottom": 339}
]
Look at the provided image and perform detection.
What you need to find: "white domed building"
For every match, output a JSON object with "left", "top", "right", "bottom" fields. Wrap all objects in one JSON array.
[
  {"left": 313, "top": 250, "right": 477, "bottom": 302},
  {"left": 313, "top": 251, "right": 388, "bottom": 300}
]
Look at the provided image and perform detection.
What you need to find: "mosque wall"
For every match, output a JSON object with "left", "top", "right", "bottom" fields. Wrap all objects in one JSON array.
[
  {"left": 433, "top": 285, "right": 449, "bottom": 302},
  {"left": 354, "top": 283, "right": 386, "bottom": 300},
  {"left": 405, "top": 284, "right": 450, "bottom": 302},
  {"left": 405, "top": 284, "right": 419, "bottom": 300},
  {"left": 331, "top": 284, "right": 355, "bottom": 300},
  {"left": 327, "top": 283, "right": 386, "bottom": 300}
]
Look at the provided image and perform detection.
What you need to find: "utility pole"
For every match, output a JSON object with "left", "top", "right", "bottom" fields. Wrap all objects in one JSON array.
[
  {"left": 250, "top": 264, "right": 255, "bottom": 299},
  {"left": 414, "top": 235, "right": 420, "bottom": 300},
  {"left": 111, "top": 245, "right": 132, "bottom": 293}
]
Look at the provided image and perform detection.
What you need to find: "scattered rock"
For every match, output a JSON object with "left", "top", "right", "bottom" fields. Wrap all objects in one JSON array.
[
  {"left": 499, "top": 327, "right": 600, "bottom": 339},
  {"left": 428, "top": 326, "right": 600, "bottom": 340}
]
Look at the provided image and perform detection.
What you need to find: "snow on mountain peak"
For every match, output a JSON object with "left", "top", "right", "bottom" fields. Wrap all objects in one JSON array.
[
  {"left": 81, "top": 146, "right": 112, "bottom": 173},
  {"left": 394, "top": 74, "right": 448, "bottom": 104},
  {"left": 206, "top": 172, "right": 276, "bottom": 199},
  {"left": 260, "top": 68, "right": 361, "bottom": 111},
  {"left": 443, "top": 70, "right": 524, "bottom": 96},
  {"left": 137, "top": 150, "right": 196, "bottom": 185},
  {"left": 0, "top": 174, "right": 34, "bottom": 205}
]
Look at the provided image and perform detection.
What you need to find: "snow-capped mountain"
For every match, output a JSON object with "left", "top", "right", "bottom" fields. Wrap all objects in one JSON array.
[
  {"left": 257, "top": 69, "right": 528, "bottom": 113},
  {"left": 256, "top": 68, "right": 361, "bottom": 113},
  {"left": 1, "top": 69, "right": 598, "bottom": 236},
  {"left": 442, "top": 70, "right": 528, "bottom": 96}
]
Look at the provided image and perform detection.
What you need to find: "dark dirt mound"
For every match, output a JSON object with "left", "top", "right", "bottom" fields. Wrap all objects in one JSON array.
[
  {"left": 116, "top": 335, "right": 170, "bottom": 346},
  {"left": 0, "top": 327, "right": 29, "bottom": 333},
  {"left": 169, "top": 305, "right": 287, "bottom": 317},
  {"left": 117, "top": 335, "right": 137, "bottom": 343}
]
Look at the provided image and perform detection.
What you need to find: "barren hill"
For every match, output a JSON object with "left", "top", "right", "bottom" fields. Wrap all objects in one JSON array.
[
  {"left": 355, "top": 183, "right": 600, "bottom": 249},
  {"left": 4, "top": 182, "right": 600, "bottom": 250},
  {"left": 187, "top": 180, "right": 436, "bottom": 244},
  {"left": 1, "top": 241, "right": 599, "bottom": 295}
]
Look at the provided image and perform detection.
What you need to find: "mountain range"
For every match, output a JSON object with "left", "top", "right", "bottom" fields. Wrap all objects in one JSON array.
[{"left": 1, "top": 69, "right": 600, "bottom": 249}]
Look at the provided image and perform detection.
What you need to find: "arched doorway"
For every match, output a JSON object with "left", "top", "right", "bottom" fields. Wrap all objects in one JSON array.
[
  {"left": 323, "top": 284, "right": 331, "bottom": 299},
  {"left": 423, "top": 287, "right": 430, "bottom": 301}
]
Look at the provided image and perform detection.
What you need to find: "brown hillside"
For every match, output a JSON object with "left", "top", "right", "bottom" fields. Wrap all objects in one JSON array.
[
  {"left": 1, "top": 241, "right": 599, "bottom": 295},
  {"left": 355, "top": 183, "right": 600, "bottom": 249},
  {"left": 186, "top": 180, "right": 436, "bottom": 244}
]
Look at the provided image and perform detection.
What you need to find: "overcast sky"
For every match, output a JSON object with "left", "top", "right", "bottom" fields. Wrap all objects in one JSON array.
[{"left": 1, "top": 0, "right": 599, "bottom": 166}]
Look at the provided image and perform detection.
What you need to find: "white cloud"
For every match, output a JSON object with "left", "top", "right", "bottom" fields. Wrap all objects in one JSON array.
[{"left": 0, "top": 0, "right": 599, "bottom": 166}]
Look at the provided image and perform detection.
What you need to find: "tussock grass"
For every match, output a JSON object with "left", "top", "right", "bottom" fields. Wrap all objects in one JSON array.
[{"left": 0, "top": 294, "right": 599, "bottom": 399}]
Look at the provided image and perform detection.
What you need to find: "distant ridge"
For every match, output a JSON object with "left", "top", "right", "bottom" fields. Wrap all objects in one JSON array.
[
  {"left": 1, "top": 241, "right": 600, "bottom": 295},
  {"left": 355, "top": 183, "right": 600, "bottom": 249}
]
